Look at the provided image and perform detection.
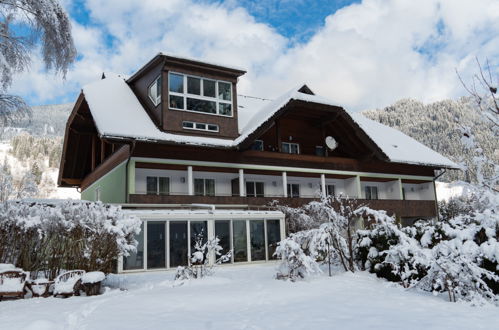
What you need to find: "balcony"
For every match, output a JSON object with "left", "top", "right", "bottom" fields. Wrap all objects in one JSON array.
[{"left": 128, "top": 194, "right": 437, "bottom": 218}]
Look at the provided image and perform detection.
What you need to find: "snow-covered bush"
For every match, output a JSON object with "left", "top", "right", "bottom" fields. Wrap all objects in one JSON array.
[
  {"left": 358, "top": 186, "right": 499, "bottom": 304},
  {"left": 174, "top": 232, "right": 231, "bottom": 282},
  {"left": 274, "top": 237, "right": 321, "bottom": 281},
  {"left": 0, "top": 200, "right": 141, "bottom": 279},
  {"left": 355, "top": 208, "right": 429, "bottom": 287},
  {"left": 277, "top": 196, "right": 363, "bottom": 272}
]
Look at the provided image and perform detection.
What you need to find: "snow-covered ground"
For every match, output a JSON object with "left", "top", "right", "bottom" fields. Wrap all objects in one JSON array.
[{"left": 1, "top": 264, "right": 497, "bottom": 330}]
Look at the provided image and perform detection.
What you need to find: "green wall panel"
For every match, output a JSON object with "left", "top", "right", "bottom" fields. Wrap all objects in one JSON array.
[{"left": 81, "top": 161, "right": 127, "bottom": 203}]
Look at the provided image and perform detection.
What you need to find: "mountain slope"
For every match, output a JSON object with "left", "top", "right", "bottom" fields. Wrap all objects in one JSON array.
[{"left": 362, "top": 97, "right": 497, "bottom": 183}]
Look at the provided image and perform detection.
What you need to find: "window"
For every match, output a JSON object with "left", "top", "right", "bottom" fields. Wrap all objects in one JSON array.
[
  {"left": 402, "top": 187, "right": 406, "bottom": 200},
  {"left": 148, "top": 76, "right": 162, "bottom": 106},
  {"left": 250, "top": 220, "right": 265, "bottom": 261},
  {"left": 365, "top": 186, "right": 378, "bottom": 200},
  {"left": 282, "top": 142, "right": 300, "bottom": 154},
  {"left": 266, "top": 220, "right": 281, "bottom": 260},
  {"left": 315, "top": 146, "right": 325, "bottom": 156},
  {"left": 95, "top": 187, "right": 101, "bottom": 201},
  {"left": 168, "top": 72, "right": 233, "bottom": 116},
  {"left": 124, "top": 222, "right": 144, "bottom": 270},
  {"left": 194, "top": 178, "right": 215, "bottom": 196},
  {"left": 182, "top": 121, "right": 219, "bottom": 132},
  {"left": 251, "top": 140, "right": 264, "bottom": 151},
  {"left": 146, "top": 176, "right": 170, "bottom": 195},
  {"left": 326, "top": 184, "right": 335, "bottom": 196},
  {"left": 287, "top": 183, "right": 300, "bottom": 198},
  {"left": 246, "top": 182, "right": 264, "bottom": 197},
  {"left": 233, "top": 221, "right": 247, "bottom": 262}
]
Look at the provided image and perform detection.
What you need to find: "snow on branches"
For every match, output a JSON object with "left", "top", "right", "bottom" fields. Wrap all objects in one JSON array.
[
  {"left": 174, "top": 232, "right": 232, "bottom": 283},
  {"left": 359, "top": 186, "right": 499, "bottom": 304},
  {"left": 0, "top": 200, "right": 141, "bottom": 279}
]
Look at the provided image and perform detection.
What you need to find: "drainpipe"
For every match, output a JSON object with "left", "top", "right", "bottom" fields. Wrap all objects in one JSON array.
[
  {"left": 125, "top": 140, "right": 137, "bottom": 204},
  {"left": 432, "top": 169, "right": 446, "bottom": 222}
]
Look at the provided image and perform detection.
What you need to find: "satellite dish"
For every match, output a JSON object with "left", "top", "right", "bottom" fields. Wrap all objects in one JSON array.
[{"left": 325, "top": 136, "right": 338, "bottom": 151}]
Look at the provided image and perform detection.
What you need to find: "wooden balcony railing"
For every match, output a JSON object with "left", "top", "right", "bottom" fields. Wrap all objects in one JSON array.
[{"left": 128, "top": 194, "right": 437, "bottom": 218}]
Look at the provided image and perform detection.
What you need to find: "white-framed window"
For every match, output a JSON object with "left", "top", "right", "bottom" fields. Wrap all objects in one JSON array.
[
  {"left": 146, "top": 176, "right": 170, "bottom": 195},
  {"left": 287, "top": 183, "right": 300, "bottom": 198},
  {"left": 194, "top": 178, "right": 215, "bottom": 196},
  {"left": 326, "top": 184, "right": 335, "bottom": 196},
  {"left": 251, "top": 140, "right": 264, "bottom": 151},
  {"left": 282, "top": 142, "right": 300, "bottom": 154},
  {"left": 148, "top": 75, "right": 162, "bottom": 106},
  {"left": 168, "top": 72, "right": 233, "bottom": 117},
  {"left": 182, "top": 121, "right": 219, "bottom": 132},
  {"left": 365, "top": 186, "right": 378, "bottom": 200},
  {"left": 246, "top": 181, "right": 264, "bottom": 197}
]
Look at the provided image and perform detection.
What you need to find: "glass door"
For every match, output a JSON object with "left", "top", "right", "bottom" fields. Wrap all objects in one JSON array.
[
  {"left": 215, "top": 220, "right": 231, "bottom": 263},
  {"left": 250, "top": 220, "right": 265, "bottom": 261},
  {"left": 266, "top": 220, "right": 281, "bottom": 260},
  {"left": 233, "top": 220, "right": 248, "bottom": 262},
  {"left": 170, "top": 221, "right": 188, "bottom": 267},
  {"left": 190, "top": 221, "right": 208, "bottom": 263},
  {"left": 147, "top": 222, "right": 165, "bottom": 269}
]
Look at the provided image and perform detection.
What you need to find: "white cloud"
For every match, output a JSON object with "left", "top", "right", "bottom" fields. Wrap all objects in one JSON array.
[{"left": 9, "top": 0, "right": 499, "bottom": 112}]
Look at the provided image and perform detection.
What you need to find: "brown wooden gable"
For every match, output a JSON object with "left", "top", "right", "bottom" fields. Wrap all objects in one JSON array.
[
  {"left": 58, "top": 93, "right": 126, "bottom": 187},
  {"left": 238, "top": 98, "right": 389, "bottom": 162}
]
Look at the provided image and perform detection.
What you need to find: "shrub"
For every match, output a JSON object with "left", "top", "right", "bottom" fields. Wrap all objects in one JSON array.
[{"left": 0, "top": 200, "right": 141, "bottom": 279}]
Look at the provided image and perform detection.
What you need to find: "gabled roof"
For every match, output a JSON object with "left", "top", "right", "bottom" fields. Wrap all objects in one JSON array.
[{"left": 81, "top": 74, "right": 459, "bottom": 169}]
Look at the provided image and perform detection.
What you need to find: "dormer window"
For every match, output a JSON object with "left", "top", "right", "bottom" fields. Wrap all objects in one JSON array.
[
  {"left": 168, "top": 72, "right": 232, "bottom": 117},
  {"left": 148, "top": 76, "right": 162, "bottom": 106}
]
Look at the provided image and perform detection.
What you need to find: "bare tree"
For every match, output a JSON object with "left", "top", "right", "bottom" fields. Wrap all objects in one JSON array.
[
  {"left": 0, "top": 0, "right": 76, "bottom": 125},
  {"left": 456, "top": 58, "right": 498, "bottom": 192},
  {"left": 457, "top": 58, "right": 499, "bottom": 129}
]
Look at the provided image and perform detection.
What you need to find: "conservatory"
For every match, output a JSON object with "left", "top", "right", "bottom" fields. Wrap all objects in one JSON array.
[{"left": 118, "top": 209, "right": 285, "bottom": 272}]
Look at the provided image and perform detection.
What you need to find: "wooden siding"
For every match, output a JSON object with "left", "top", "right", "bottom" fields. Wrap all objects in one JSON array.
[
  {"left": 81, "top": 144, "right": 130, "bottom": 191},
  {"left": 132, "top": 142, "right": 436, "bottom": 177},
  {"left": 162, "top": 62, "right": 240, "bottom": 138},
  {"left": 128, "top": 194, "right": 437, "bottom": 218}
]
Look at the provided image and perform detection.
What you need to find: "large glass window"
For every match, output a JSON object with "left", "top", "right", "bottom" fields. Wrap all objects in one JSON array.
[
  {"left": 218, "top": 82, "right": 232, "bottom": 101},
  {"left": 266, "top": 220, "right": 281, "bottom": 260},
  {"left": 190, "top": 221, "right": 208, "bottom": 249},
  {"left": 282, "top": 142, "right": 300, "bottom": 154},
  {"left": 365, "top": 186, "right": 379, "bottom": 200},
  {"left": 169, "top": 73, "right": 184, "bottom": 93},
  {"left": 215, "top": 221, "right": 231, "bottom": 263},
  {"left": 148, "top": 76, "right": 162, "bottom": 106},
  {"left": 146, "top": 176, "right": 169, "bottom": 195},
  {"left": 246, "top": 182, "right": 264, "bottom": 197},
  {"left": 250, "top": 220, "right": 265, "bottom": 261},
  {"left": 187, "top": 98, "right": 216, "bottom": 114},
  {"left": 203, "top": 79, "right": 216, "bottom": 97},
  {"left": 168, "top": 72, "right": 233, "bottom": 116},
  {"left": 170, "top": 221, "right": 188, "bottom": 267},
  {"left": 233, "top": 221, "right": 247, "bottom": 262},
  {"left": 187, "top": 76, "right": 201, "bottom": 95},
  {"left": 287, "top": 183, "right": 300, "bottom": 198},
  {"left": 147, "top": 222, "right": 165, "bottom": 269},
  {"left": 123, "top": 222, "right": 144, "bottom": 270},
  {"left": 194, "top": 178, "right": 215, "bottom": 196}
]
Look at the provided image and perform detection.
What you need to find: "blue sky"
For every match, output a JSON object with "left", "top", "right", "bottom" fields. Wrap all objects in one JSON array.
[{"left": 9, "top": 0, "right": 499, "bottom": 111}]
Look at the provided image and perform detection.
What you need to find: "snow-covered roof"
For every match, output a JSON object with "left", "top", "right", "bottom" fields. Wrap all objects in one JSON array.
[{"left": 81, "top": 74, "right": 458, "bottom": 169}]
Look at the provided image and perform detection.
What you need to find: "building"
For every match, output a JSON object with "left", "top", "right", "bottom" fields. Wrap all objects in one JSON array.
[{"left": 58, "top": 53, "right": 458, "bottom": 272}]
